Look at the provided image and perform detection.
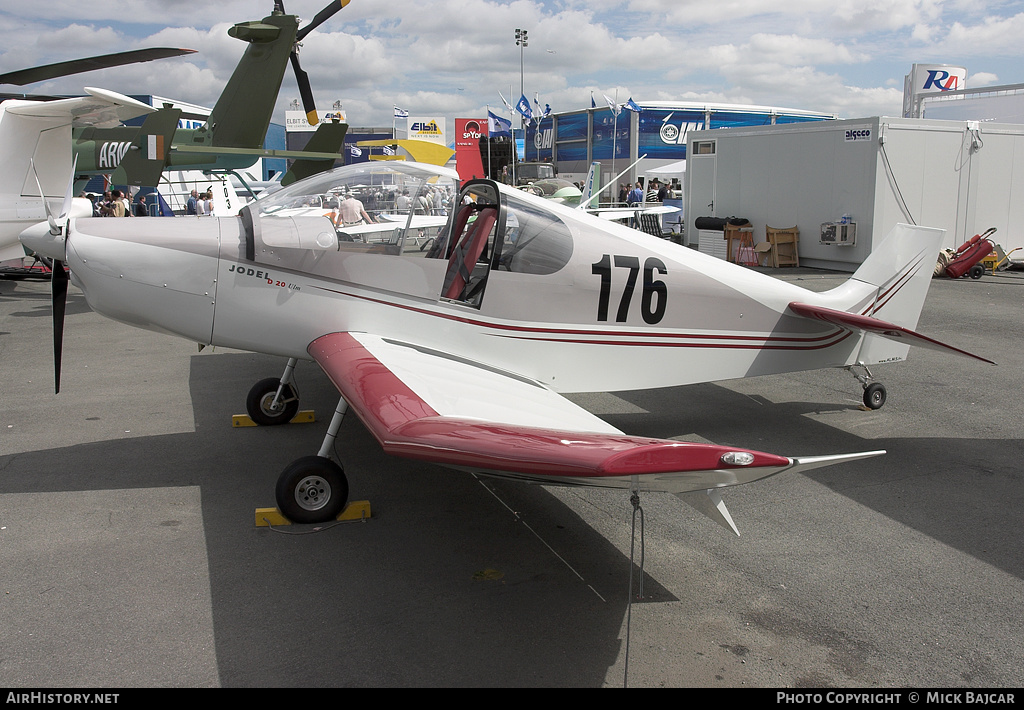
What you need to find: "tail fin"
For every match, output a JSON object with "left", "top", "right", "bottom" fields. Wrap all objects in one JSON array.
[
  {"left": 196, "top": 12, "right": 299, "bottom": 151},
  {"left": 110, "top": 107, "right": 181, "bottom": 186},
  {"left": 817, "top": 223, "right": 943, "bottom": 328},
  {"left": 792, "top": 223, "right": 993, "bottom": 366},
  {"left": 577, "top": 162, "right": 599, "bottom": 209}
]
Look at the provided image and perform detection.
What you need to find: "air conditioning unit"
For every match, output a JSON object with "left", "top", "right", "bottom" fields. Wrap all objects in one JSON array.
[{"left": 820, "top": 222, "right": 856, "bottom": 246}]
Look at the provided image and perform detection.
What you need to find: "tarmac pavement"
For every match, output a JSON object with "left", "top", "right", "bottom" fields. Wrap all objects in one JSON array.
[{"left": 1, "top": 265, "right": 1023, "bottom": 688}]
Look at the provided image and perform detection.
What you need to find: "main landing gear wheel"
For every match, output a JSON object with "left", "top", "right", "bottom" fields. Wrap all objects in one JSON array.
[
  {"left": 863, "top": 382, "right": 887, "bottom": 410},
  {"left": 275, "top": 456, "right": 349, "bottom": 524},
  {"left": 246, "top": 377, "right": 299, "bottom": 426}
]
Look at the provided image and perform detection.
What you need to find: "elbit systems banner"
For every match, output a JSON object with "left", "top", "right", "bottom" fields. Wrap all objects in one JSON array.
[
  {"left": 286, "top": 109, "right": 346, "bottom": 132},
  {"left": 408, "top": 116, "right": 446, "bottom": 145}
]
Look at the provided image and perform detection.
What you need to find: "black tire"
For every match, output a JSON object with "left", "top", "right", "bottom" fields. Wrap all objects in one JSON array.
[
  {"left": 969, "top": 264, "right": 985, "bottom": 280},
  {"left": 246, "top": 377, "right": 299, "bottom": 426},
  {"left": 863, "top": 382, "right": 887, "bottom": 410},
  {"left": 275, "top": 456, "right": 349, "bottom": 524}
]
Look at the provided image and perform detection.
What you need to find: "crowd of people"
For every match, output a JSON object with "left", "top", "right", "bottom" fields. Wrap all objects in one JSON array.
[
  {"left": 185, "top": 189, "right": 215, "bottom": 216},
  {"left": 619, "top": 178, "right": 679, "bottom": 206},
  {"left": 82, "top": 187, "right": 219, "bottom": 217}
]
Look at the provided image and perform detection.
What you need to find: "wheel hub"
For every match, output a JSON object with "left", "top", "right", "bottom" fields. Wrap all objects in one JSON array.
[
  {"left": 294, "top": 476, "right": 331, "bottom": 511},
  {"left": 260, "top": 392, "right": 286, "bottom": 416}
]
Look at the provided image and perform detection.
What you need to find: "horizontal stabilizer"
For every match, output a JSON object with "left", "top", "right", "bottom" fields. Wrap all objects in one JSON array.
[
  {"left": 280, "top": 121, "right": 347, "bottom": 186},
  {"left": 789, "top": 302, "right": 995, "bottom": 365}
]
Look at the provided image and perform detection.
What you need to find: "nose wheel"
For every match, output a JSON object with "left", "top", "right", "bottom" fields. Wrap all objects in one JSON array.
[{"left": 245, "top": 358, "right": 300, "bottom": 426}]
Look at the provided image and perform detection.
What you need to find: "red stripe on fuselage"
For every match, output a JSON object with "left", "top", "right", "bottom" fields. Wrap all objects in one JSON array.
[{"left": 309, "top": 284, "right": 846, "bottom": 350}]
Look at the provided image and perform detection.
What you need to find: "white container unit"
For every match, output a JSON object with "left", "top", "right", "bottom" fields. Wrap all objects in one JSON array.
[{"left": 685, "top": 117, "right": 1024, "bottom": 271}]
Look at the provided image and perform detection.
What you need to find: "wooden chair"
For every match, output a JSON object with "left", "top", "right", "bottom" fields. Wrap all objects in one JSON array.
[
  {"left": 765, "top": 225, "right": 800, "bottom": 267},
  {"left": 723, "top": 221, "right": 753, "bottom": 263}
]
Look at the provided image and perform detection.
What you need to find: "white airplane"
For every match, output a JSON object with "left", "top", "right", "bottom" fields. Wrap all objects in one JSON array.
[
  {"left": 21, "top": 160, "right": 993, "bottom": 531},
  {"left": 0, "top": 88, "right": 157, "bottom": 262},
  {"left": 529, "top": 161, "right": 679, "bottom": 223}
]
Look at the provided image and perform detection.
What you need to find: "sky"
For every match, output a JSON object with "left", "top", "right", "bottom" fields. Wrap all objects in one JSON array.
[{"left": 1, "top": 0, "right": 1023, "bottom": 130}]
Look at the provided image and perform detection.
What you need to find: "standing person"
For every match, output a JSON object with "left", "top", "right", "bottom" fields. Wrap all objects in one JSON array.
[
  {"left": 203, "top": 191, "right": 214, "bottom": 216},
  {"left": 395, "top": 189, "right": 412, "bottom": 213},
  {"left": 627, "top": 181, "right": 644, "bottom": 207},
  {"left": 134, "top": 194, "right": 149, "bottom": 217},
  {"left": 338, "top": 191, "right": 375, "bottom": 226},
  {"left": 186, "top": 189, "right": 198, "bottom": 215},
  {"left": 618, "top": 183, "right": 629, "bottom": 206},
  {"left": 415, "top": 190, "right": 431, "bottom": 215},
  {"left": 108, "top": 190, "right": 126, "bottom": 217}
]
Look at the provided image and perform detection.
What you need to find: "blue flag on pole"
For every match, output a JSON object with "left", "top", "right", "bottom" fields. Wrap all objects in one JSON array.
[
  {"left": 624, "top": 97, "right": 643, "bottom": 113},
  {"left": 516, "top": 94, "right": 533, "bottom": 121},
  {"left": 487, "top": 110, "right": 512, "bottom": 136}
]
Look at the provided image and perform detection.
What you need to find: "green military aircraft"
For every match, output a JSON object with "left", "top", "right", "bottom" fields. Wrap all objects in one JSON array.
[{"left": 70, "top": 0, "right": 351, "bottom": 188}]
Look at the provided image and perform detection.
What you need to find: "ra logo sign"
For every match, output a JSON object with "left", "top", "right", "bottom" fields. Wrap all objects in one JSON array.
[{"left": 922, "top": 70, "right": 961, "bottom": 92}]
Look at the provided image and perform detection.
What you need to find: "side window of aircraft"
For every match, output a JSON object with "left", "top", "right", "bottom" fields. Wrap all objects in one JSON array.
[
  {"left": 439, "top": 182, "right": 575, "bottom": 307},
  {"left": 496, "top": 193, "right": 573, "bottom": 275}
]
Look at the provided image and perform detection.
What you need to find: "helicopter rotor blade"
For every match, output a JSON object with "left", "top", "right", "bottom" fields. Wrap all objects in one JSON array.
[
  {"left": 289, "top": 52, "right": 319, "bottom": 126},
  {"left": 296, "top": 0, "right": 350, "bottom": 41}
]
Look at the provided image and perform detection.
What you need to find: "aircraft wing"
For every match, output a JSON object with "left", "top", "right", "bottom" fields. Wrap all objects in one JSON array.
[
  {"left": 4, "top": 86, "right": 156, "bottom": 127},
  {"left": 308, "top": 332, "right": 884, "bottom": 507},
  {"left": 589, "top": 205, "right": 680, "bottom": 220},
  {"left": 338, "top": 215, "right": 447, "bottom": 236}
]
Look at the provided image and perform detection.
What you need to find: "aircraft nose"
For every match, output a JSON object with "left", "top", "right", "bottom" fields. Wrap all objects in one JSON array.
[{"left": 19, "top": 220, "right": 65, "bottom": 261}]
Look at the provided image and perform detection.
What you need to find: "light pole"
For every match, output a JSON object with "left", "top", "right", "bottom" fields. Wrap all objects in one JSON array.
[{"left": 515, "top": 28, "right": 528, "bottom": 131}]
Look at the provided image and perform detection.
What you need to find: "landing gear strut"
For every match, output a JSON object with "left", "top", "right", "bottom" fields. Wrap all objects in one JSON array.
[
  {"left": 847, "top": 363, "right": 887, "bottom": 410},
  {"left": 274, "top": 396, "right": 352, "bottom": 524},
  {"left": 246, "top": 358, "right": 300, "bottom": 425}
]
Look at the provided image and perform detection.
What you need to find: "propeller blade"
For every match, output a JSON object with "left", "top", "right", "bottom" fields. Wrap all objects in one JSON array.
[
  {"left": 29, "top": 159, "right": 59, "bottom": 235},
  {"left": 51, "top": 259, "right": 69, "bottom": 394},
  {"left": 296, "top": 0, "right": 350, "bottom": 41},
  {"left": 289, "top": 52, "right": 319, "bottom": 126},
  {"left": 59, "top": 154, "right": 79, "bottom": 222}
]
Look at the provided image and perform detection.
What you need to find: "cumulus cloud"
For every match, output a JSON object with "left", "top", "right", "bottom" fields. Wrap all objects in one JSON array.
[{"left": 2, "top": 0, "right": 1021, "bottom": 125}]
